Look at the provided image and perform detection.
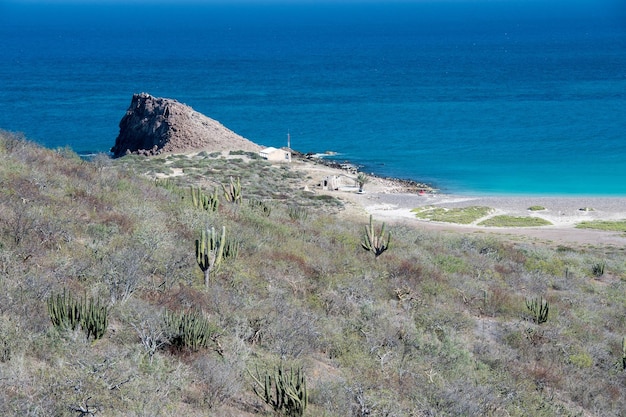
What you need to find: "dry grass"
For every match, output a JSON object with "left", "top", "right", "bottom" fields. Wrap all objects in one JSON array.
[{"left": 1, "top": 130, "right": 626, "bottom": 416}]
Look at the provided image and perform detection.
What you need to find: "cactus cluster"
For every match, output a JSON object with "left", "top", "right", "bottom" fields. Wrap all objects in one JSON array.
[
  {"left": 47, "top": 290, "right": 108, "bottom": 340},
  {"left": 154, "top": 178, "right": 176, "bottom": 191},
  {"left": 526, "top": 296, "right": 549, "bottom": 324},
  {"left": 361, "top": 215, "right": 391, "bottom": 258},
  {"left": 222, "top": 176, "right": 242, "bottom": 204},
  {"left": 222, "top": 236, "right": 240, "bottom": 261},
  {"left": 249, "top": 199, "right": 272, "bottom": 216},
  {"left": 164, "top": 309, "right": 216, "bottom": 351},
  {"left": 190, "top": 186, "right": 219, "bottom": 212},
  {"left": 592, "top": 262, "right": 606, "bottom": 277},
  {"left": 250, "top": 364, "right": 308, "bottom": 417},
  {"left": 288, "top": 205, "right": 309, "bottom": 221}
]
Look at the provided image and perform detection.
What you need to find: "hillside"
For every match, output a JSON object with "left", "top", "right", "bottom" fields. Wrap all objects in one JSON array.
[{"left": 1, "top": 130, "right": 625, "bottom": 416}]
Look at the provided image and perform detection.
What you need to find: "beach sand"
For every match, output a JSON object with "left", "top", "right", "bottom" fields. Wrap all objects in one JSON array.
[{"left": 290, "top": 157, "right": 626, "bottom": 247}]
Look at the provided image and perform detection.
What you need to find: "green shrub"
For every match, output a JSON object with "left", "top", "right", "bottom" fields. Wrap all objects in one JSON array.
[
  {"left": 569, "top": 352, "right": 593, "bottom": 368},
  {"left": 478, "top": 215, "right": 552, "bottom": 227},
  {"left": 411, "top": 206, "right": 493, "bottom": 224},
  {"left": 576, "top": 220, "right": 626, "bottom": 232}
]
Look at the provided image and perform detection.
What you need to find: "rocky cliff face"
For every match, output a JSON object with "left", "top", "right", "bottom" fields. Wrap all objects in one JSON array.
[{"left": 111, "top": 93, "right": 262, "bottom": 158}]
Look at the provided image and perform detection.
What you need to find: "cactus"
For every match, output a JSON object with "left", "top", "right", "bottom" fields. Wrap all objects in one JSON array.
[
  {"left": 222, "top": 176, "right": 242, "bottom": 204},
  {"left": 83, "top": 296, "right": 108, "bottom": 340},
  {"left": 47, "top": 289, "right": 82, "bottom": 331},
  {"left": 361, "top": 215, "right": 391, "bottom": 258},
  {"left": 190, "top": 186, "right": 219, "bottom": 212},
  {"left": 196, "top": 226, "right": 226, "bottom": 286},
  {"left": 356, "top": 172, "right": 369, "bottom": 193},
  {"left": 288, "top": 205, "right": 308, "bottom": 221},
  {"left": 47, "top": 290, "right": 108, "bottom": 340},
  {"left": 249, "top": 199, "right": 272, "bottom": 216},
  {"left": 622, "top": 336, "right": 626, "bottom": 371},
  {"left": 526, "top": 296, "right": 549, "bottom": 324},
  {"left": 154, "top": 178, "right": 174, "bottom": 190},
  {"left": 222, "top": 236, "right": 240, "bottom": 261},
  {"left": 250, "top": 364, "right": 308, "bottom": 417},
  {"left": 163, "top": 309, "right": 215, "bottom": 351},
  {"left": 592, "top": 262, "right": 605, "bottom": 277}
]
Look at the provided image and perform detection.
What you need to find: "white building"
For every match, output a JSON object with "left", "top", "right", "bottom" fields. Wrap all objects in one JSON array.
[{"left": 260, "top": 147, "right": 291, "bottom": 162}]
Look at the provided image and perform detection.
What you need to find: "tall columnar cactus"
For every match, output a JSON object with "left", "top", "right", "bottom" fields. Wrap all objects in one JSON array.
[
  {"left": 196, "top": 226, "right": 226, "bottom": 286},
  {"left": 526, "top": 296, "right": 549, "bottom": 324},
  {"left": 622, "top": 336, "right": 626, "bottom": 371},
  {"left": 222, "top": 176, "right": 242, "bottom": 204},
  {"left": 190, "top": 186, "right": 219, "bottom": 212},
  {"left": 250, "top": 364, "right": 308, "bottom": 417},
  {"left": 361, "top": 215, "right": 391, "bottom": 258},
  {"left": 356, "top": 172, "right": 369, "bottom": 193},
  {"left": 622, "top": 336, "right": 626, "bottom": 370},
  {"left": 47, "top": 290, "right": 108, "bottom": 340}
]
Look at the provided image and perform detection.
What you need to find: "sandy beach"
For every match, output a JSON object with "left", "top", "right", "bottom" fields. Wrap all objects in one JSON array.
[{"left": 291, "top": 157, "right": 626, "bottom": 247}]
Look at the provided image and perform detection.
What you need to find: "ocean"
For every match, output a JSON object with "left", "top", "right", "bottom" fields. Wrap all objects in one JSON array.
[{"left": 1, "top": 1, "right": 625, "bottom": 195}]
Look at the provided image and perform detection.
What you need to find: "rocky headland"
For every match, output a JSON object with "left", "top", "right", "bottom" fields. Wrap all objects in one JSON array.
[{"left": 110, "top": 93, "right": 262, "bottom": 158}]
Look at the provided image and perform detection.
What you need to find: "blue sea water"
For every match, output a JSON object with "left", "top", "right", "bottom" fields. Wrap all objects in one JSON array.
[{"left": 1, "top": 1, "right": 625, "bottom": 195}]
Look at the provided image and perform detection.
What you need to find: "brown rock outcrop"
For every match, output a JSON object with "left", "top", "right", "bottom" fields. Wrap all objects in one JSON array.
[{"left": 111, "top": 93, "right": 262, "bottom": 158}]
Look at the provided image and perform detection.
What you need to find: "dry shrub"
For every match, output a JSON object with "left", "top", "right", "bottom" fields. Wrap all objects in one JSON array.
[
  {"left": 262, "top": 296, "right": 321, "bottom": 358},
  {"left": 525, "top": 361, "right": 563, "bottom": 392},
  {"left": 159, "top": 285, "right": 212, "bottom": 312},
  {"left": 101, "top": 211, "right": 135, "bottom": 232},
  {"left": 388, "top": 258, "right": 423, "bottom": 288},
  {"left": 6, "top": 176, "right": 43, "bottom": 202},
  {"left": 189, "top": 355, "right": 242, "bottom": 409},
  {"left": 494, "top": 262, "right": 514, "bottom": 275},
  {"left": 482, "top": 286, "right": 516, "bottom": 317},
  {"left": 267, "top": 251, "right": 316, "bottom": 277}
]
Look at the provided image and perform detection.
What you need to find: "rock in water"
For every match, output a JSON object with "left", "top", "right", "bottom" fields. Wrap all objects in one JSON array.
[{"left": 111, "top": 93, "right": 262, "bottom": 157}]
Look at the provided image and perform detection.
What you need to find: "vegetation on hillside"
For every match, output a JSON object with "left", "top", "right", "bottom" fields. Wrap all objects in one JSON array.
[
  {"left": 1, "top": 130, "right": 626, "bottom": 416},
  {"left": 478, "top": 215, "right": 553, "bottom": 227},
  {"left": 576, "top": 219, "right": 626, "bottom": 233},
  {"left": 411, "top": 205, "right": 494, "bottom": 224}
]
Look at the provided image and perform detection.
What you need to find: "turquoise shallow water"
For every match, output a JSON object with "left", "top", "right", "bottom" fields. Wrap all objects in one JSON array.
[{"left": 1, "top": 1, "right": 625, "bottom": 195}]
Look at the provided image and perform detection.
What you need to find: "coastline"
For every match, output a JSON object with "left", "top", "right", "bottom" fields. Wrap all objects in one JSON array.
[{"left": 289, "top": 154, "right": 626, "bottom": 246}]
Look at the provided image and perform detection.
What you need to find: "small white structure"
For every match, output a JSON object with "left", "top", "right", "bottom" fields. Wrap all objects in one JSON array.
[{"left": 260, "top": 147, "right": 291, "bottom": 162}]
